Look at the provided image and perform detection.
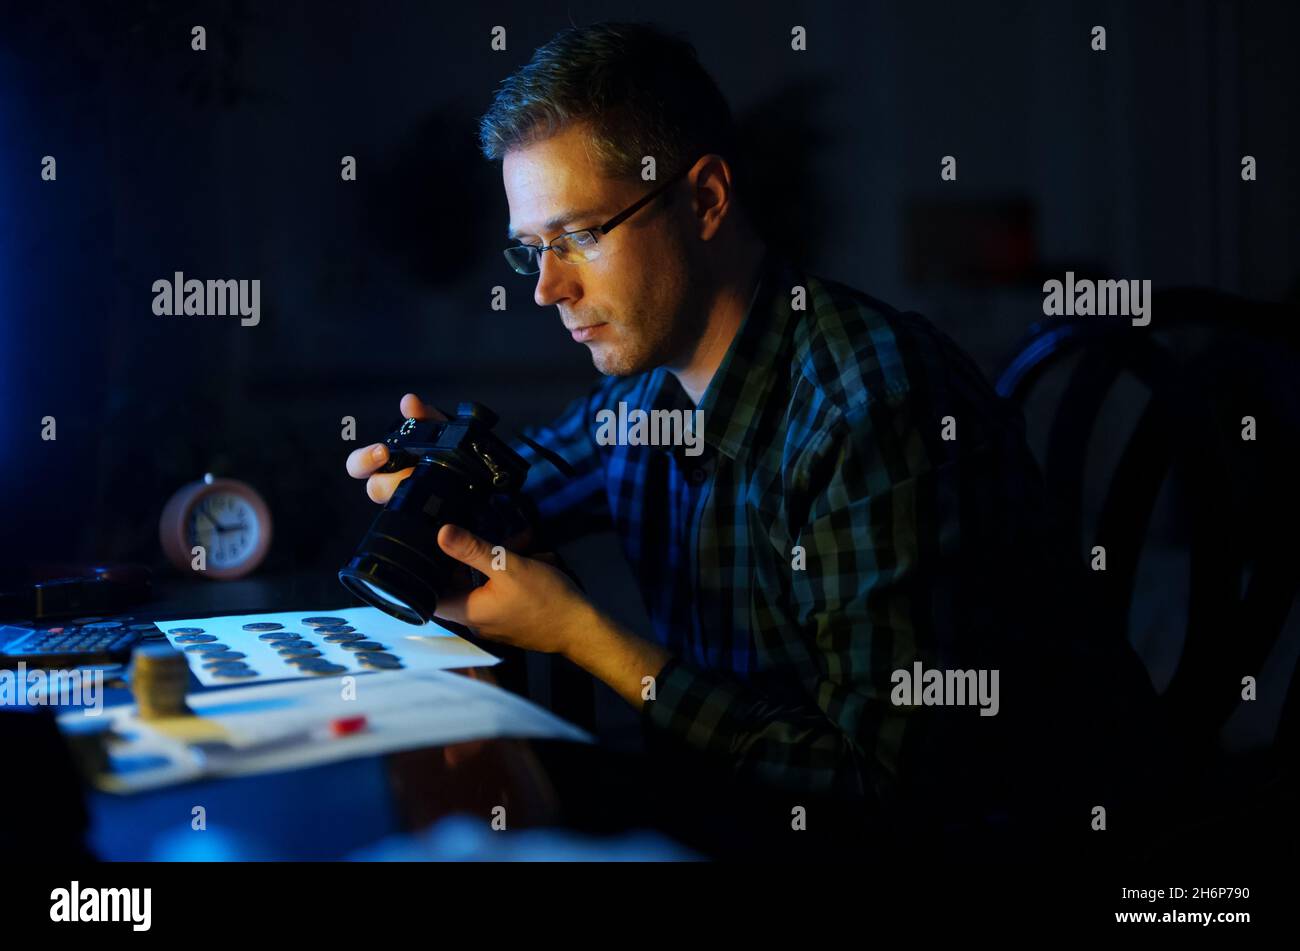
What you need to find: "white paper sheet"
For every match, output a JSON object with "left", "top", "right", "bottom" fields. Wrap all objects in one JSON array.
[
  {"left": 60, "top": 668, "right": 592, "bottom": 793},
  {"left": 155, "top": 607, "right": 499, "bottom": 685}
]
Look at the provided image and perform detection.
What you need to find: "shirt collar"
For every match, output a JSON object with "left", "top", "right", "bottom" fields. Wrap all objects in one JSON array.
[
  {"left": 644, "top": 246, "right": 798, "bottom": 464},
  {"left": 692, "top": 246, "right": 799, "bottom": 462}
]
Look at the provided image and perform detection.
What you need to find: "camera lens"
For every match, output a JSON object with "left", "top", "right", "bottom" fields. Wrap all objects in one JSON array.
[
  {"left": 341, "top": 403, "right": 532, "bottom": 626},
  {"left": 339, "top": 458, "right": 479, "bottom": 625},
  {"left": 340, "top": 572, "right": 423, "bottom": 624}
]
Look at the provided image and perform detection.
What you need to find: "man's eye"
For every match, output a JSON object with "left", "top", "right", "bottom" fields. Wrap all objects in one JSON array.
[{"left": 572, "top": 231, "right": 597, "bottom": 247}]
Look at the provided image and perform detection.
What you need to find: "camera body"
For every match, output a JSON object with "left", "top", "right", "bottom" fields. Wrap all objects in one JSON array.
[{"left": 338, "top": 401, "right": 533, "bottom": 625}]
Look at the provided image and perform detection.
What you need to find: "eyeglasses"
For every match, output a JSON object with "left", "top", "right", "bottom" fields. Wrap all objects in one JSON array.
[{"left": 503, "top": 162, "right": 694, "bottom": 276}]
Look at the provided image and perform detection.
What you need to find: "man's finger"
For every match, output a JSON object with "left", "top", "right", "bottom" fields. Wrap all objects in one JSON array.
[
  {"left": 437, "top": 524, "right": 499, "bottom": 574},
  {"left": 432, "top": 590, "right": 470, "bottom": 627},
  {"left": 365, "top": 467, "right": 414, "bottom": 503},
  {"left": 400, "top": 393, "right": 448, "bottom": 421},
  {"left": 346, "top": 443, "right": 389, "bottom": 479}
]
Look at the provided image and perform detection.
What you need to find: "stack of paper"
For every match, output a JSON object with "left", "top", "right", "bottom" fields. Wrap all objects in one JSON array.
[{"left": 60, "top": 668, "right": 593, "bottom": 793}]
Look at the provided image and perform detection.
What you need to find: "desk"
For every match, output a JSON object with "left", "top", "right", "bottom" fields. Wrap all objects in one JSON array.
[
  {"left": 77, "top": 571, "right": 564, "bottom": 860},
  {"left": 52, "top": 570, "right": 806, "bottom": 860}
]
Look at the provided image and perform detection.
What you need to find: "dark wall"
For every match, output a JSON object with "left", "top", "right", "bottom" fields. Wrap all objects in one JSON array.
[{"left": 2, "top": 0, "right": 1297, "bottom": 583}]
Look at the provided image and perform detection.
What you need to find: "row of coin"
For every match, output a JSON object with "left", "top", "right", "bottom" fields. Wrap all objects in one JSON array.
[{"left": 167, "top": 618, "right": 404, "bottom": 677}]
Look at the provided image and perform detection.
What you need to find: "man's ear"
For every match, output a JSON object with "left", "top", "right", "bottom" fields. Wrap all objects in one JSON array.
[{"left": 690, "top": 154, "right": 736, "bottom": 241}]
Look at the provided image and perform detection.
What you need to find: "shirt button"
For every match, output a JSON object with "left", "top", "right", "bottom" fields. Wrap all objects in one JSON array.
[{"left": 689, "top": 467, "right": 708, "bottom": 485}]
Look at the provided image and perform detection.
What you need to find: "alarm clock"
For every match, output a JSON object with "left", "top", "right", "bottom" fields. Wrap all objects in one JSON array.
[{"left": 159, "top": 474, "right": 272, "bottom": 580}]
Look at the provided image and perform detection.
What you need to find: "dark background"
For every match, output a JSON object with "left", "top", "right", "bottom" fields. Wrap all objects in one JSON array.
[{"left": 3, "top": 1, "right": 1298, "bottom": 747}]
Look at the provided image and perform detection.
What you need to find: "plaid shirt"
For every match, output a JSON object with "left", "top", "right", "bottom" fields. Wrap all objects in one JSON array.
[{"left": 512, "top": 249, "right": 1092, "bottom": 811}]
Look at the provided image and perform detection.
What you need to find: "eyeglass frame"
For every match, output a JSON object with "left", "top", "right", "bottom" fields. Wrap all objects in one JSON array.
[{"left": 502, "top": 159, "right": 697, "bottom": 275}]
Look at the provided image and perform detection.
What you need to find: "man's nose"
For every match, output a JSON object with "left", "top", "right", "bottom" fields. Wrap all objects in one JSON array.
[{"left": 534, "top": 251, "right": 580, "bottom": 308}]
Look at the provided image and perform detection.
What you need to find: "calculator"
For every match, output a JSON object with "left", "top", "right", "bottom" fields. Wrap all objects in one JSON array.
[{"left": 0, "top": 617, "right": 163, "bottom": 668}]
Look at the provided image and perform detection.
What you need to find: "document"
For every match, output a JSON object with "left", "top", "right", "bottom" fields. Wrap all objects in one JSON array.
[
  {"left": 60, "top": 668, "right": 592, "bottom": 794},
  {"left": 154, "top": 607, "right": 499, "bottom": 686}
]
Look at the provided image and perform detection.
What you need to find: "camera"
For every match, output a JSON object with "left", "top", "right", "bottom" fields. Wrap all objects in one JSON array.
[{"left": 338, "top": 401, "right": 535, "bottom": 625}]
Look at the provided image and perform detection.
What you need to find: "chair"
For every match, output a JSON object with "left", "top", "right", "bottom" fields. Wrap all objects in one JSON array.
[{"left": 996, "top": 287, "right": 1300, "bottom": 854}]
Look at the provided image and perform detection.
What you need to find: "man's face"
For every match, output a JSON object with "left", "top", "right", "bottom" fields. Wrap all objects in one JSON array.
[{"left": 503, "top": 123, "right": 701, "bottom": 376}]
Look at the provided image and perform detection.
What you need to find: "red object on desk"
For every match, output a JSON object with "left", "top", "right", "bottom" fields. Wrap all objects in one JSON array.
[{"left": 330, "top": 716, "right": 368, "bottom": 737}]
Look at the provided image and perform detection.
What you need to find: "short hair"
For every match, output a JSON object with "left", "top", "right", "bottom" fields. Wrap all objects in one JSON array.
[{"left": 478, "top": 22, "right": 745, "bottom": 191}]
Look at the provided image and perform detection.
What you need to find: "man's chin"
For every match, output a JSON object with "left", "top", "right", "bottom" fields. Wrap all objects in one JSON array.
[{"left": 588, "top": 342, "right": 649, "bottom": 377}]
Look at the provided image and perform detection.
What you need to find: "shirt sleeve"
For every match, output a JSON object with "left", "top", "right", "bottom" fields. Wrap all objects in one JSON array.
[
  {"left": 641, "top": 392, "right": 987, "bottom": 804},
  {"left": 508, "top": 386, "right": 613, "bottom": 550}
]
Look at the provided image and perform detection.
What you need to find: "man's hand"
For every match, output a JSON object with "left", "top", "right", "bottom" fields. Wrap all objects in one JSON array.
[
  {"left": 343, "top": 394, "right": 671, "bottom": 708},
  {"left": 345, "top": 393, "right": 446, "bottom": 504},
  {"left": 431, "top": 524, "right": 595, "bottom": 655},
  {"left": 344, "top": 392, "right": 535, "bottom": 551},
  {"left": 433, "top": 522, "right": 672, "bottom": 709}
]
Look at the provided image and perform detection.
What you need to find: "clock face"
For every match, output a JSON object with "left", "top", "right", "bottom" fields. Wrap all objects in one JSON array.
[
  {"left": 187, "top": 491, "right": 262, "bottom": 571},
  {"left": 160, "top": 476, "right": 272, "bottom": 580}
]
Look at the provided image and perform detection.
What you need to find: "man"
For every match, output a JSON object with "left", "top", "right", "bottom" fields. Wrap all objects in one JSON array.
[{"left": 347, "top": 22, "right": 1164, "bottom": 859}]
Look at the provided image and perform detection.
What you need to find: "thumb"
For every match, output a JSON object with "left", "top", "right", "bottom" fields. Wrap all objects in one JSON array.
[{"left": 437, "top": 523, "right": 497, "bottom": 572}]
